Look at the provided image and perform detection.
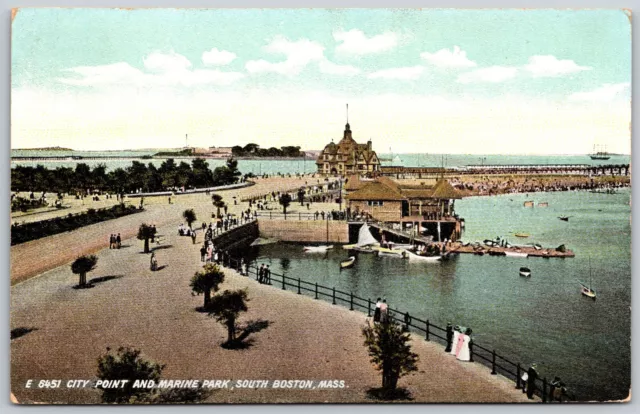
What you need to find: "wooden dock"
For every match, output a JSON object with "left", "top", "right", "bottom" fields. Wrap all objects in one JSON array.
[{"left": 449, "top": 244, "right": 575, "bottom": 258}]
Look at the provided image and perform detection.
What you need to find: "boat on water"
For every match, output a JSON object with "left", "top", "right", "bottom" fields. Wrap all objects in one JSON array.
[
  {"left": 523, "top": 201, "right": 534, "bottom": 208},
  {"left": 589, "top": 144, "right": 610, "bottom": 160},
  {"left": 505, "top": 251, "right": 528, "bottom": 258},
  {"left": 340, "top": 256, "right": 356, "bottom": 269},
  {"left": 538, "top": 202, "right": 549, "bottom": 207},
  {"left": 347, "top": 223, "right": 379, "bottom": 253},
  {"left": 558, "top": 216, "right": 570, "bottom": 222},
  {"left": 515, "top": 233, "right": 530, "bottom": 238},
  {"left": 519, "top": 267, "right": 531, "bottom": 277},
  {"left": 374, "top": 246, "right": 407, "bottom": 258},
  {"left": 580, "top": 258, "right": 597, "bottom": 300},
  {"left": 406, "top": 250, "right": 441, "bottom": 262},
  {"left": 484, "top": 239, "right": 499, "bottom": 247},
  {"left": 303, "top": 245, "right": 334, "bottom": 253}
]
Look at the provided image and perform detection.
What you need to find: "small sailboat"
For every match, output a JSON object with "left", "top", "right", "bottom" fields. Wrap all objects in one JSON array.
[
  {"left": 519, "top": 267, "right": 531, "bottom": 277},
  {"left": 350, "top": 223, "right": 379, "bottom": 253},
  {"left": 581, "top": 258, "right": 597, "bottom": 300},
  {"left": 340, "top": 256, "right": 356, "bottom": 269}
]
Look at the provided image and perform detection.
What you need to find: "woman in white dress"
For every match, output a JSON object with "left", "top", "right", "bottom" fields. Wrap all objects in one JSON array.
[
  {"left": 456, "top": 333, "right": 471, "bottom": 362},
  {"left": 450, "top": 326, "right": 461, "bottom": 356}
]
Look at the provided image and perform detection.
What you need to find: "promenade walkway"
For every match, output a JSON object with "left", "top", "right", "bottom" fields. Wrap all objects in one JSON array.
[{"left": 11, "top": 213, "right": 533, "bottom": 404}]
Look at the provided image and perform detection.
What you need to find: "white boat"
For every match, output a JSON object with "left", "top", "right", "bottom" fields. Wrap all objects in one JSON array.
[
  {"left": 340, "top": 256, "right": 356, "bottom": 269},
  {"left": 519, "top": 267, "right": 531, "bottom": 277},
  {"left": 406, "top": 250, "right": 441, "bottom": 262},
  {"left": 505, "top": 251, "right": 528, "bottom": 258},
  {"left": 303, "top": 245, "right": 334, "bottom": 253},
  {"left": 347, "top": 223, "right": 379, "bottom": 253},
  {"left": 580, "top": 258, "right": 597, "bottom": 300},
  {"left": 374, "top": 246, "right": 407, "bottom": 258}
]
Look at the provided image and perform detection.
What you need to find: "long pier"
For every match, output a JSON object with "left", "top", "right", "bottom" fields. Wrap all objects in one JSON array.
[{"left": 380, "top": 164, "right": 630, "bottom": 177}]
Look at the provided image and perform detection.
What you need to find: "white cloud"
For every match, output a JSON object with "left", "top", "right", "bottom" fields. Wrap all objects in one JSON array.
[
  {"left": 456, "top": 66, "right": 518, "bottom": 84},
  {"left": 524, "top": 55, "right": 591, "bottom": 77},
  {"left": 202, "top": 48, "right": 236, "bottom": 66},
  {"left": 568, "top": 83, "right": 630, "bottom": 103},
  {"left": 59, "top": 52, "right": 244, "bottom": 87},
  {"left": 318, "top": 59, "right": 360, "bottom": 76},
  {"left": 420, "top": 46, "right": 477, "bottom": 69},
  {"left": 246, "top": 36, "right": 325, "bottom": 76},
  {"left": 143, "top": 51, "right": 192, "bottom": 73},
  {"left": 334, "top": 29, "right": 398, "bottom": 55},
  {"left": 368, "top": 66, "right": 424, "bottom": 80}
]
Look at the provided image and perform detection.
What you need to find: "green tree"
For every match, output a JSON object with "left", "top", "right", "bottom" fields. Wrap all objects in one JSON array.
[
  {"left": 71, "top": 255, "right": 98, "bottom": 287},
  {"left": 211, "top": 194, "right": 225, "bottom": 218},
  {"left": 205, "top": 289, "right": 249, "bottom": 345},
  {"left": 96, "top": 347, "right": 165, "bottom": 403},
  {"left": 137, "top": 223, "right": 155, "bottom": 253},
  {"left": 279, "top": 193, "right": 292, "bottom": 214},
  {"left": 243, "top": 143, "right": 259, "bottom": 154},
  {"left": 362, "top": 320, "right": 419, "bottom": 395},
  {"left": 191, "top": 158, "right": 214, "bottom": 188},
  {"left": 190, "top": 263, "right": 225, "bottom": 307},
  {"left": 183, "top": 209, "right": 197, "bottom": 229}
]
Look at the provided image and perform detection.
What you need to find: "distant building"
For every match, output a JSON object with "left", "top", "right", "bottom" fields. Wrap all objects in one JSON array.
[
  {"left": 190, "top": 147, "right": 233, "bottom": 157},
  {"left": 316, "top": 122, "right": 380, "bottom": 176}
]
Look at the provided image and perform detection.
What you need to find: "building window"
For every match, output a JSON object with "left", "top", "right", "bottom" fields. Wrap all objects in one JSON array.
[{"left": 367, "top": 201, "right": 384, "bottom": 207}]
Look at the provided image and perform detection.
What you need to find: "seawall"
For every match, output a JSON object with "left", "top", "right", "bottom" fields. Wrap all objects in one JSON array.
[
  {"left": 213, "top": 221, "right": 259, "bottom": 250},
  {"left": 257, "top": 219, "right": 349, "bottom": 243}
]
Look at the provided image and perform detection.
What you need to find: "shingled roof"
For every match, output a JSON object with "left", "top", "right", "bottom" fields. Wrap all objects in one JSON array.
[
  {"left": 347, "top": 177, "right": 462, "bottom": 201},
  {"left": 430, "top": 179, "right": 462, "bottom": 199},
  {"left": 347, "top": 178, "right": 404, "bottom": 201}
]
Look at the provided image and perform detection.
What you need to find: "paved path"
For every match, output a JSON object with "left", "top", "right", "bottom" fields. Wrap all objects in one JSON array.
[{"left": 11, "top": 210, "right": 533, "bottom": 404}]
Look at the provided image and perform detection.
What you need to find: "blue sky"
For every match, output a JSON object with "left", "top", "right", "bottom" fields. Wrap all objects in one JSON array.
[{"left": 11, "top": 8, "right": 632, "bottom": 154}]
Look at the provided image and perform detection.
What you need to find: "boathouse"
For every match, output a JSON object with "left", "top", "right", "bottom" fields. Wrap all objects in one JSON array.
[{"left": 345, "top": 175, "right": 463, "bottom": 241}]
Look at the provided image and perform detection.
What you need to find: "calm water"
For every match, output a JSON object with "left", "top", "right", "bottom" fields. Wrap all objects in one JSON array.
[
  {"left": 10, "top": 152, "right": 630, "bottom": 175},
  {"left": 244, "top": 189, "right": 631, "bottom": 401}
]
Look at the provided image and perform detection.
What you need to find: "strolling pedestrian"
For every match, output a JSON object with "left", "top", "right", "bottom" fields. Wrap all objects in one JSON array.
[
  {"left": 258, "top": 264, "right": 265, "bottom": 284},
  {"left": 445, "top": 322, "right": 453, "bottom": 353},
  {"left": 373, "top": 298, "right": 382, "bottom": 323},
  {"left": 265, "top": 265, "right": 271, "bottom": 285},
  {"left": 116, "top": 233, "right": 121, "bottom": 249},
  {"left": 191, "top": 230, "right": 197, "bottom": 244},
  {"left": 380, "top": 299, "right": 389, "bottom": 324},
  {"left": 150, "top": 252, "right": 157, "bottom": 271},
  {"left": 109, "top": 234, "right": 114, "bottom": 249},
  {"left": 526, "top": 364, "right": 538, "bottom": 399},
  {"left": 200, "top": 245, "right": 206, "bottom": 262}
]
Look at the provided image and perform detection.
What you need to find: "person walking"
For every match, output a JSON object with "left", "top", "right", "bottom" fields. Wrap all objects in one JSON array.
[
  {"left": 258, "top": 264, "right": 265, "bottom": 284},
  {"left": 380, "top": 299, "right": 389, "bottom": 324},
  {"left": 200, "top": 245, "right": 206, "bottom": 262},
  {"left": 526, "top": 364, "right": 538, "bottom": 400},
  {"left": 109, "top": 234, "right": 114, "bottom": 249},
  {"left": 150, "top": 252, "right": 157, "bottom": 271},
  {"left": 265, "top": 265, "right": 271, "bottom": 285},
  {"left": 191, "top": 230, "right": 197, "bottom": 244},
  {"left": 116, "top": 233, "right": 121, "bottom": 249},
  {"left": 373, "top": 298, "right": 382, "bottom": 323},
  {"left": 445, "top": 322, "right": 454, "bottom": 353}
]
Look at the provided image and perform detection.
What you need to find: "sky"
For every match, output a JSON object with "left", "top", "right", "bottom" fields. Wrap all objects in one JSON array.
[{"left": 11, "top": 8, "right": 632, "bottom": 154}]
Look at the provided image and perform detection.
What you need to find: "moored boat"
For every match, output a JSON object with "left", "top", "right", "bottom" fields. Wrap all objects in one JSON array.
[
  {"left": 340, "top": 256, "right": 356, "bottom": 269},
  {"left": 505, "top": 251, "right": 528, "bottom": 258},
  {"left": 374, "top": 246, "right": 407, "bottom": 257},
  {"left": 523, "top": 201, "right": 534, "bottom": 208},
  {"left": 515, "top": 233, "right": 530, "bottom": 238},
  {"left": 519, "top": 267, "right": 531, "bottom": 277},
  {"left": 303, "top": 245, "right": 334, "bottom": 253},
  {"left": 406, "top": 250, "right": 441, "bottom": 262}
]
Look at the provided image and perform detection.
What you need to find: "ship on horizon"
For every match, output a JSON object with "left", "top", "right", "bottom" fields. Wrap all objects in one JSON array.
[{"left": 589, "top": 144, "right": 611, "bottom": 160}]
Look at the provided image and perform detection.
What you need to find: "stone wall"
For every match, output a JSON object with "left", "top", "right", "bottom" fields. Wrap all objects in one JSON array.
[
  {"left": 258, "top": 219, "right": 349, "bottom": 243},
  {"left": 213, "top": 221, "right": 259, "bottom": 250},
  {"left": 348, "top": 200, "right": 403, "bottom": 222}
]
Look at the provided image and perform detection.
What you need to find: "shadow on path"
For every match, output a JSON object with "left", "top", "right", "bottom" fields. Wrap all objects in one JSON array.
[
  {"left": 366, "top": 387, "right": 413, "bottom": 401},
  {"left": 11, "top": 327, "right": 38, "bottom": 340},
  {"left": 222, "top": 319, "right": 271, "bottom": 350},
  {"left": 88, "top": 275, "right": 124, "bottom": 285}
]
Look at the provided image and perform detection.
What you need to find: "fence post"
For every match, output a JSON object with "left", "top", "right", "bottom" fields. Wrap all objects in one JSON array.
[
  {"left": 542, "top": 377, "right": 548, "bottom": 403},
  {"left": 297, "top": 278, "right": 301, "bottom": 294},
  {"left": 425, "top": 320, "right": 430, "bottom": 341},
  {"left": 516, "top": 364, "right": 521, "bottom": 389},
  {"left": 349, "top": 292, "right": 353, "bottom": 310},
  {"left": 282, "top": 272, "right": 286, "bottom": 290},
  {"left": 315, "top": 282, "right": 318, "bottom": 299},
  {"left": 491, "top": 350, "right": 497, "bottom": 375},
  {"left": 332, "top": 287, "right": 336, "bottom": 305},
  {"left": 367, "top": 298, "right": 371, "bottom": 317}
]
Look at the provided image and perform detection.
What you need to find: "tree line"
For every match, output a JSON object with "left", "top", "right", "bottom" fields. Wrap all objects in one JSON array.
[
  {"left": 231, "top": 143, "right": 304, "bottom": 158},
  {"left": 11, "top": 158, "right": 242, "bottom": 194}
]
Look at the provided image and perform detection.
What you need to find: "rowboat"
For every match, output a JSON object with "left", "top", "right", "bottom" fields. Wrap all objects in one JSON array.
[
  {"left": 505, "top": 251, "right": 528, "bottom": 258},
  {"left": 519, "top": 267, "right": 531, "bottom": 277},
  {"left": 523, "top": 201, "right": 534, "bottom": 208},
  {"left": 515, "top": 233, "right": 530, "bottom": 238},
  {"left": 303, "top": 245, "right": 334, "bottom": 253},
  {"left": 406, "top": 250, "right": 441, "bottom": 262},
  {"left": 340, "top": 256, "right": 356, "bottom": 269},
  {"left": 538, "top": 202, "right": 549, "bottom": 207},
  {"left": 374, "top": 246, "right": 407, "bottom": 258}
]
